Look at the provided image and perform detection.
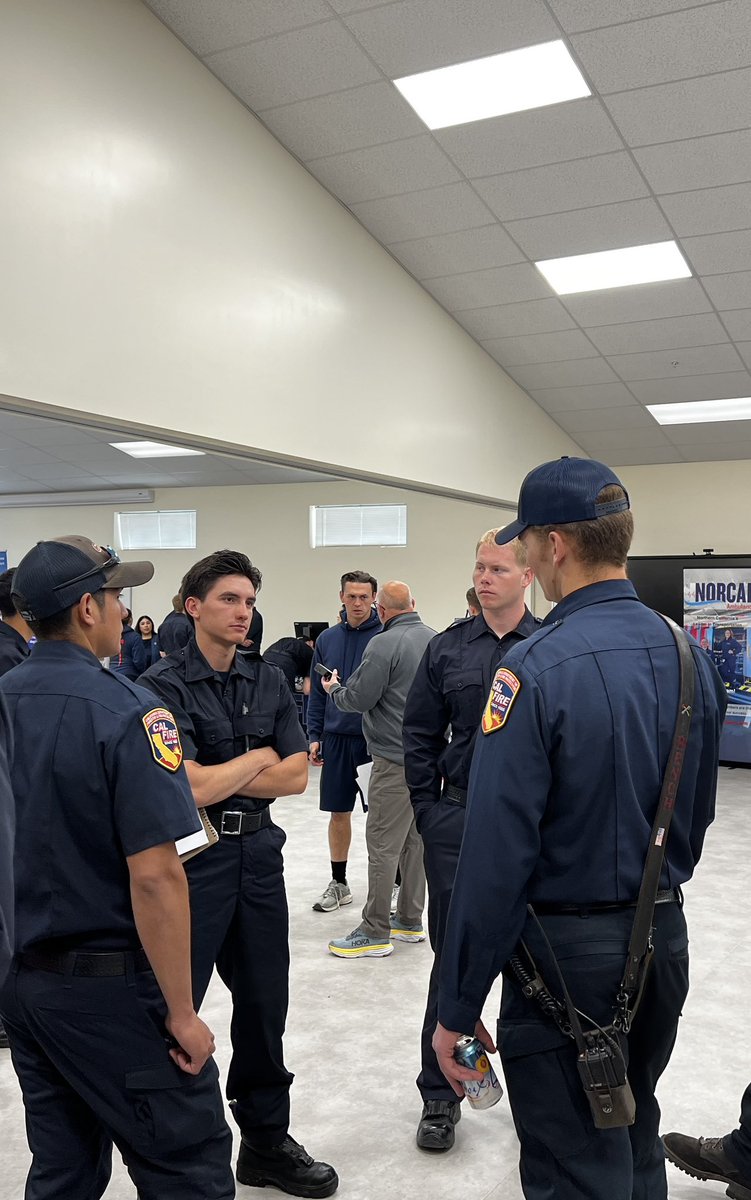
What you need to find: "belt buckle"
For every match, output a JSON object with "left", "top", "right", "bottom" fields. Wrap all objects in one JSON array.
[{"left": 220, "top": 810, "right": 243, "bottom": 836}]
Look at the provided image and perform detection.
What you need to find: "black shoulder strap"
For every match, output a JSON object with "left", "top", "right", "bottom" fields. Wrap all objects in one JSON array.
[{"left": 618, "top": 616, "right": 696, "bottom": 1014}]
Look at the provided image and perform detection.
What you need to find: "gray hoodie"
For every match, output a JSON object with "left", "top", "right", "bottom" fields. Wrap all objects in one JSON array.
[{"left": 328, "top": 611, "right": 436, "bottom": 764}]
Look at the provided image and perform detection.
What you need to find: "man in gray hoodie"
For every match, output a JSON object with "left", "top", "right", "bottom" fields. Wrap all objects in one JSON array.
[{"left": 322, "top": 582, "right": 436, "bottom": 959}]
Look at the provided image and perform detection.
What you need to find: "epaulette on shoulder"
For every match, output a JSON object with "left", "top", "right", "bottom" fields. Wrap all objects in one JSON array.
[
  {"left": 443, "top": 615, "right": 473, "bottom": 633},
  {"left": 511, "top": 619, "right": 562, "bottom": 666}
]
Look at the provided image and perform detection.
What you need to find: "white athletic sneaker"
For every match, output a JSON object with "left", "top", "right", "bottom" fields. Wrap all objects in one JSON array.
[{"left": 312, "top": 879, "right": 352, "bottom": 912}]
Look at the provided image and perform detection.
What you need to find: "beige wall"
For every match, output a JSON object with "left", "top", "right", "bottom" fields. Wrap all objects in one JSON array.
[
  {"left": 619, "top": 460, "right": 751, "bottom": 556},
  {"left": 0, "top": 0, "right": 582, "bottom": 504},
  {"left": 0, "top": 481, "right": 546, "bottom": 643}
]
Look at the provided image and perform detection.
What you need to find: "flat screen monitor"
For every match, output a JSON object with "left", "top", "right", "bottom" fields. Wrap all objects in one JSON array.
[{"left": 294, "top": 621, "right": 329, "bottom": 643}]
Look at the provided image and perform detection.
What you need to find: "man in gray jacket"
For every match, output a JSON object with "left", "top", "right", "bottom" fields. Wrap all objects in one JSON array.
[{"left": 321, "top": 582, "right": 436, "bottom": 959}]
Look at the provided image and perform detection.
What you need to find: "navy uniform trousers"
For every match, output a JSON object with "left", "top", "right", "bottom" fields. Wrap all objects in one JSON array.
[
  {"left": 417, "top": 798, "right": 465, "bottom": 1101},
  {"left": 187, "top": 816, "right": 294, "bottom": 1147},
  {"left": 499, "top": 901, "right": 689, "bottom": 1200},
  {"left": 1, "top": 960, "right": 233, "bottom": 1200}
]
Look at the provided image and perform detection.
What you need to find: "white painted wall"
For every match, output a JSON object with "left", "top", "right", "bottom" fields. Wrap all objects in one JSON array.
[
  {"left": 0, "top": 0, "right": 581, "bottom": 503},
  {"left": 619, "top": 461, "right": 751, "bottom": 556},
  {"left": 0, "top": 481, "right": 542, "bottom": 643}
]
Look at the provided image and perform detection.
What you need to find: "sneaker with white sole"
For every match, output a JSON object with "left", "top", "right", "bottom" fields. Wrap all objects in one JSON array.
[
  {"left": 312, "top": 880, "right": 352, "bottom": 912},
  {"left": 328, "top": 926, "right": 393, "bottom": 958},
  {"left": 391, "top": 922, "right": 426, "bottom": 942}
]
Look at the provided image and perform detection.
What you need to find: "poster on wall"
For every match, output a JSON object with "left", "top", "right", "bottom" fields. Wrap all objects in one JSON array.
[
  {"left": 0, "top": 551, "right": 7, "bottom": 573},
  {"left": 684, "top": 568, "right": 751, "bottom": 764}
]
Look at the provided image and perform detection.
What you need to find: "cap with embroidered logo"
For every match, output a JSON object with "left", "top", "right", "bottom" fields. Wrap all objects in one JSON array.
[
  {"left": 12, "top": 535, "right": 153, "bottom": 621},
  {"left": 495, "top": 457, "right": 629, "bottom": 546}
]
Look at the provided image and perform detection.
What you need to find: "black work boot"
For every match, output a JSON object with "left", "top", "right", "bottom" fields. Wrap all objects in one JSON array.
[
  {"left": 663, "top": 1132, "right": 751, "bottom": 1200},
  {"left": 236, "top": 1134, "right": 338, "bottom": 1198},
  {"left": 416, "top": 1099, "right": 462, "bottom": 1152}
]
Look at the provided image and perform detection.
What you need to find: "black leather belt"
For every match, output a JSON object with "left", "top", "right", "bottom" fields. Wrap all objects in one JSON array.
[
  {"left": 533, "top": 888, "right": 681, "bottom": 917},
  {"left": 442, "top": 783, "right": 467, "bottom": 807},
  {"left": 21, "top": 947, "right": 151, "bottom": 977},
  {"left": 209, "top": 807, "right": 271, "bottom": 836}
]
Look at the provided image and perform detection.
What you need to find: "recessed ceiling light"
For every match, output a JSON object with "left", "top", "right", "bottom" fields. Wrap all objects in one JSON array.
[
  {"left": 647, "top": 397, "right": 751, "bottom": 425},
  {"left": 110, "top": 441, "right": 205, "bottom": 458},
  {"left": 393, "top": 40, "right": 590, "bottom": 130},
  {"left": 536, "top": 240, "right": 691, "bottom": 295}
]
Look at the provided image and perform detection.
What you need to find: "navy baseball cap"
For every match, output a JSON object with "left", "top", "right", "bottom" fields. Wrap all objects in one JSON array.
[
  {"left": 12, "top": 535, "right": 153, "bottom": 621},
  {"left": 495, "top": 457, "right": 629, "bottom": 546}
]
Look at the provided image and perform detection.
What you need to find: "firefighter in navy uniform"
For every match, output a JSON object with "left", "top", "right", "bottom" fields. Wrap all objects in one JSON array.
[
  {"left": 402, "top": 528, "right": 538, "bottom": 1152},
  {"left": 0, "top": 536, "right": 233, "bottom": 1200},
  {"left": 434, "top": 460, "right": 727, "bottom": 1200},
  {"left": 138, "top": 549, "right": 338, "bottom": 1198}
]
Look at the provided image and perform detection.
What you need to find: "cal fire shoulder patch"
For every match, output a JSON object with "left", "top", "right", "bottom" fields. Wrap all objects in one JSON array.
[
  {"left": 142, "top": 708, "right": 183, "bottom": 772},
  {"left": 481, "top": 667, "right": 521, "bottom": 735}
]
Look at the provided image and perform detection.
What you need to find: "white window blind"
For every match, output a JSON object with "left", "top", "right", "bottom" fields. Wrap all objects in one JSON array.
[
  {"left": 310, "top": 504, "right": 407, "bottom": 548},
  {"left": 115, "top": 510, "right": 197, "bottom": 551}
]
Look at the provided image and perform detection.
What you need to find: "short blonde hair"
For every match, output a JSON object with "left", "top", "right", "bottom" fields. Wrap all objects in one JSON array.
[{"left": 475, "top": 528, "right": 527, "bottom": 567}]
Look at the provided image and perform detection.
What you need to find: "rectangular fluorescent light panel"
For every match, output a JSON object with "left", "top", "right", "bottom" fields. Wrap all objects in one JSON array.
[
  {"left": 647, "top": 397, "right": 751, "bottom": 425},
  {"left": 110, "top": 440, "right": 205, "bottom": 458},
  {"left": 393, "top": 40, "right": 590, "bottom": 130},
  {"left": 536, "top": 240, "right": 691, "bottom": 295}
]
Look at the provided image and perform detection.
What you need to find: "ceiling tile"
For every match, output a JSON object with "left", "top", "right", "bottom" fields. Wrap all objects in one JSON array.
[
  {"left": 664, "top": 419, "right": 751, "bottom": 445},
  {"left": 453, "top": 299, "right": 577, "bottom": 339},
  {"left": 683, "top": 230, "right": 751, "bottom": 277},
  {"left": 343, "top": 0, "right": 558, "bottom": 77},
  {"left": 606, "top": 343, "right": 744, "bottom": 381},
  {"left": 435, "top": 100, "right": 622, "bottom": 178},
  {"left": 587, "top": 314, "right": 729, "bottom": 356},
  {"left": 530, "top": 382, "right": 637, "bottom": 412},
  {"left": 505, "top": 358, "right": 619, "bottom": 390},
  {"left": 571, "top": 1, "right": 751, "bottom": 93},
  {"left": 562, "top": 279, "right": 712, "bottom": 326},
  {"left": 605, "top": 68, "right": 751, "bottom": 148},
  {"left": 701, "top": 271, "right": 751, "bottom": 310},
  {"left": 671, "top": 440, "right": 751, "bottom": 461},
  {"left": 349, "top": 181, "right": 494, "bottom": 241},
  {"left": 547, "top": 0, "right": 722, "bottom": 34},
  {"left": 144, "top": 0, "right": 331, "bottom": 55},
  {"left": 659, "top": 183, "right": 751, "bottom": 238},
  {"left": 576, "top": 427, "right": 675, "bottom": 451},
  {"left": 388, "top": 225, "right": 524, "bottom": 278},
  {"left": 206, "top": 21, "right": 381, "bottom": 110},
  {"left": 472, "top": 152, "right": 649, "bottom": 222},
  {"left": 306, "top": 135, "right": 460, "bottom": 203},
  {"left": 258, "top": 82, "right": 424, "bottom": 159},
  {"left": 554, "top": 405, "right": 658, "bottom": 433},
  {"left": 481, "top": 329, "right": 599, "bottom": 365},
  {"left": 733, "top": 342, "right": 751, "bottom": 370},
  {"left": 505, "top": 198, "right": 672, "bottom": 260},
  {"left": 635, "top": 129, "right": 751, "bottom": 195},
  {"left": 719, "top": 309, "right": 751, "bottom": 340},
  {"left": 423, "top": 263, "right": 552, "bottom": 310},
  {"left": 629, "top": 370, "right": 751, "bottom": 404}
]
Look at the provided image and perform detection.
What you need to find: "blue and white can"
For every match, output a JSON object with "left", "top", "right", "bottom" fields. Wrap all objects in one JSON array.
[{"left": 454, "top": 1035, "right": 503, "bottom": 1109}]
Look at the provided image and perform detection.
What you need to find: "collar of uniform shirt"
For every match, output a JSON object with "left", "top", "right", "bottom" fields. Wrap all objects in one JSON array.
[
  {"left": 182, "top": 639, "right": 256, "bottom": 683},
  {"left": 467, "top": 607, "right": 538, "bottom": 642},
  {"left": 542, "top": 578, "right": 639, "bottom": 627}
]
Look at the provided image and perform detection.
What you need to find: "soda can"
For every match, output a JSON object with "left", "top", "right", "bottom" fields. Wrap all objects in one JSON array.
[{"left": 454, "top": 1035, "right": 503, "bottom": 1110}]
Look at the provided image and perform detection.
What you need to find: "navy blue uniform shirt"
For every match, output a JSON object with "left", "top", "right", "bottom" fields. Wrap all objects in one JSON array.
[
  {"left": 438, "top": 580, "right": 727, "bottom": 1033},
  {"left": 0, "top": 642, "right": 200, "bottom": 953},
  {"left": 0, "top": 695, "right": 14, "bottom": 982},
  {"left": 139, "top": 638, "right": 307, "bottom": 814},
  {"left": 403, "top": 608, "right": 539, "bottom": 822},
  {"left": 0, "top": 622, "right": 30, "bottom": 677}
]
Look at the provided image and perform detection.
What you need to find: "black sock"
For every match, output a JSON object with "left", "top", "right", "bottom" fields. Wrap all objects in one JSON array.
[
  {"left": 394, "top": 867, "right": 402, "bottom": 887},
  {"left": 331, "top": 860, "right": 347, "bottom": 885}
]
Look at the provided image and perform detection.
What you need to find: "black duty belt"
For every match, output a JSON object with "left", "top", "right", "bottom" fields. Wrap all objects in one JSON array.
[
  {"left": 442, "top": 783, "right": 467, "bottom": 807},
  {"left": 533, "top": 888, "right": 681, "bottom": 917},
  {"left": 21, "top": 947, "right": 151, "bottom": 977},
  {"left": 209, "top": 807, "right": 271, "bottom": 837}
]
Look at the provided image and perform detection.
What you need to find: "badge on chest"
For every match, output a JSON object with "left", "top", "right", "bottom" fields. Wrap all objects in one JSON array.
[{"left": 481, "top": 667, "right": 521, "bottom": 734}]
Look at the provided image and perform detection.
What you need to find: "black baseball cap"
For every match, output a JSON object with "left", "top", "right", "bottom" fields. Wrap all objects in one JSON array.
[
  {"left": 12, "top": 535, "right": 154, "bottom": 621},
  {"left": 495, "top": 457, "right": 630, "bottom": 546}
]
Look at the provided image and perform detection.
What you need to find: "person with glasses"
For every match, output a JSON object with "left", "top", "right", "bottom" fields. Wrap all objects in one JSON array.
[{"left": 0, "top": 536, "right": 233, "bottom": 1200}]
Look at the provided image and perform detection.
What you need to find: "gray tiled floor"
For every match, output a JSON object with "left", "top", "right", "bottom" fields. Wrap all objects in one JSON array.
[{"left": 0, "top": 766, "right": 749, "bottom": 1198}]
